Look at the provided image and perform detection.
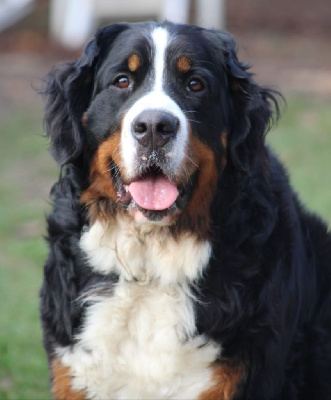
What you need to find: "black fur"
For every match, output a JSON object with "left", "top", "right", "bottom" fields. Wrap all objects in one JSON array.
[{"left": 40, "top": 21, "right": 331, "bottom": 399}]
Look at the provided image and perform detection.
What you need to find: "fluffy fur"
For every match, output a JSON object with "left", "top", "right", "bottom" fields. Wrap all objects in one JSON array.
[{"left": 40, "top": 22, "right": 331, "bottom": 400}]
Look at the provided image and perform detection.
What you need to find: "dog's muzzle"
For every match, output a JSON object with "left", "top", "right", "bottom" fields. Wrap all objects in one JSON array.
[{"left": 118, "top": 96, "right": 190, "bottom": 224}]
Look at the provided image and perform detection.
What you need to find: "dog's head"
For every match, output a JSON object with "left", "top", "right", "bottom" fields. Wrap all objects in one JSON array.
[{"left": 44, "top": 22, "right": 279, "bottom": 235}]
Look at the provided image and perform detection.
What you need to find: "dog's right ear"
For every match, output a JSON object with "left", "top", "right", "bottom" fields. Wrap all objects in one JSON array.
[
  {"left": 42, "top": 24, "right": 129, "bottom": 165},
  {"left": 42, "top": 39, "right": 98, "bottom": 165}
]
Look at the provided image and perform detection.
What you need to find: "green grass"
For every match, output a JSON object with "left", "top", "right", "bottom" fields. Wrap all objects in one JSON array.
[
  {"left": 267, "top": 96, "right": 331, "bottom": 225},
  {"left": 0, "top": 95, "right": 330, "bottom": 399},
  {"left": 0, "top": 107, "right": 55, "bottom": 400}
]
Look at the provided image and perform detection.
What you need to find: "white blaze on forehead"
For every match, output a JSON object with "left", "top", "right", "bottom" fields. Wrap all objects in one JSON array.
[
  {"left": 121, "top": 26, "right": 189, "bottom": 182},
  {"left": 151, "top": 26, "right": 168, "bottom": 91}
]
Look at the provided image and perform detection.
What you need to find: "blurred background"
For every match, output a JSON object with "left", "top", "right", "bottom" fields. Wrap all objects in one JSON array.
[{"left": 0, "top": 0, "right": 330, "bottom": 398}]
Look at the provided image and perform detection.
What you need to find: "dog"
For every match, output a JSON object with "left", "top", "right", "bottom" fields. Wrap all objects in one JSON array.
[{"left": 40, "top": 21, "right": 331, "bottom": 400}]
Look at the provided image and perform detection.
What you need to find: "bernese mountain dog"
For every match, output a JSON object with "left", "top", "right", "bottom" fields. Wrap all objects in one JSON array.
[{"left": 40, "top": 21, "right": 331, "bottom": 400}]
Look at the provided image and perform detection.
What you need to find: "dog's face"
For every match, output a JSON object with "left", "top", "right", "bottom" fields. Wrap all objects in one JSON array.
[{"left": 44, "top": 22, "right": 276, "bottom": 234}]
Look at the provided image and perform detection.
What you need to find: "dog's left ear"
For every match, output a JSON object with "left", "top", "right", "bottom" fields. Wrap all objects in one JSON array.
[
  {"left": 206, "top": 30, "right": 282, "bottom": 171},
  {"left": 226, "top": 35, "right": 281, "bottom": 170},
  {"left": 42, "top": 23, "right": 129, "bottom": 165}
]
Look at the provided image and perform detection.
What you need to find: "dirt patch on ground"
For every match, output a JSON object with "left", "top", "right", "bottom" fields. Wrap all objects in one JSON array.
[
  {"left": 232, "top": 31, "right": 331, "bottom": 96},
  {"left": 0, "top": 53, "right": 52, "bottom": 118},
  {"left": 227, "top": 0, "right": 331, "bottom": 95}
]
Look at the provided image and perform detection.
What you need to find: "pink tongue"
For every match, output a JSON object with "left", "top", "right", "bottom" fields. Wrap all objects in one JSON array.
[{"left": 128, "top": 174, "right": 179, "bottom": 211}]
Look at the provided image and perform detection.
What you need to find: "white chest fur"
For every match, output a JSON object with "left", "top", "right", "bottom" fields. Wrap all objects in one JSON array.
[
  {"left": 58, "top": 218, "right": 220, "bottom": 399},
  {"left": 79, "top": 218, "right": 212, "bottom": 285}
]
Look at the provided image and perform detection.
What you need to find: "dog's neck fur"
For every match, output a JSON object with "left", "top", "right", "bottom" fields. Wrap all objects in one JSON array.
[{"left": 80, "top": 216, "right": 212, "bottom": 286}]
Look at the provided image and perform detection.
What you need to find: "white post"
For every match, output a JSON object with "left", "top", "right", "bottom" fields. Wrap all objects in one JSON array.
[
  {"left": 50, "top": 0, "right": 94, "bottom": 49},
  {"left": 161, "top": 0, "right": 191, "bottom": 24},
  {"left": 195, "top": 0, "right": 225, "bottom": 30}
]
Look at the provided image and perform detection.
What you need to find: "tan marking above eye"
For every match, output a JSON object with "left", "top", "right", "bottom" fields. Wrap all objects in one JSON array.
[
  {"left": 128, "top": 54, "right": 140, "bottom": 72},
  {"left": 177, "top": 56, "right": 191, "bottom": 73}
]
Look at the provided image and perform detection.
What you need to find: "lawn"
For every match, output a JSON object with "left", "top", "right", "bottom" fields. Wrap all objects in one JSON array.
[
  {"left": 0, "top": 106, "right": 55, "bottom": 400},
  {"left": 0, "top": 95, "right": 330, "bottom": 399},
  {"left": 267, "top": 96, "right": 331, "bottom": 224}
]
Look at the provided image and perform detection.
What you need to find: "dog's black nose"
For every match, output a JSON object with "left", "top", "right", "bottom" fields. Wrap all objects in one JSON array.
[{"left": 132, "top": 110, "right": 179, "bottom": 148}]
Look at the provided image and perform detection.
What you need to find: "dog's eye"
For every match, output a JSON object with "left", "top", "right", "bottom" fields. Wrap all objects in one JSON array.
[
  {"left": 187, "top": 78, "right": 203, "bottom": 92},
  {"left": 114, "top": 75, "right": 131, "bottom": 89}
]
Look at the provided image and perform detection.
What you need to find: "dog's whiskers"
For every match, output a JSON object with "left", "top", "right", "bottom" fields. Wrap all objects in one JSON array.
[
  {"left": 185, "top": 154, "right": 199, "bottom": 170},
  {"left": 187, "top": 118, "right": 202, "bottom": 125}
]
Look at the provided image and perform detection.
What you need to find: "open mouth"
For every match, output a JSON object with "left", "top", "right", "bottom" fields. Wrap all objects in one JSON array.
[
  {"left": 128, "top": 169, "right": 179, "bottom": 210},
  {"left": 114, "top": 164, "right": 192, "bottom": 222}
]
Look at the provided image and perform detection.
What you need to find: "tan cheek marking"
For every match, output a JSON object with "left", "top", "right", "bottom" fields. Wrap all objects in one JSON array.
[
  {"left": 51, "top": 358, "right": 86, "bottom": 400},
  {"left": 221, "top": 130, "right": 227, "bottom": 170},
  {"left": 199, "top": 362, "right": 245, "bottom": 400},
  {"left": 81, "top": 112, "right": 88, "bottom": 128},
  {"left": 179, "top": 135, "right": 218, "bottom": 237},
  {"left": 177, "top": 56, "right": 191, "bottom": 73},
  {"left": 81, "top": 132, "right": 122, "bottom": 223},
  {"left": 128, "top": 54, "right": 140, "bottom": 72},
  {"left": 231, "top": 81, "right": 240, "bottom": 91}
]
